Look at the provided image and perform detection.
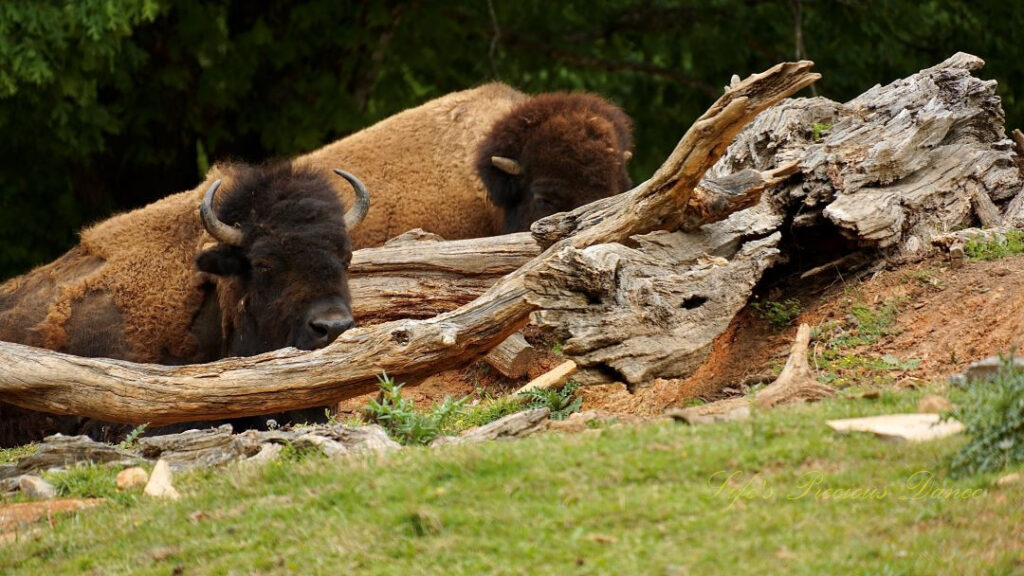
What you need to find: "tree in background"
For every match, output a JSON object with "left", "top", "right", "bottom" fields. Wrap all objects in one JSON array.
[{"left": 2, "top": 0, "right": 1022, "bottom": 279}]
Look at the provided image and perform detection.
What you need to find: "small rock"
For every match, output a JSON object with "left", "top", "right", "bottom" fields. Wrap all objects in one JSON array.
[
  {"left": 144, "top": 460, "right": 181, "bottom": 500},
  {"left": 826, "top": 413, "right": 964, "bottom": 442},
  {"left": 19, "top": 475, "right": 57, "bottom": 500},
  {"left": 996, "top": 472, "right": 1021, "bottom": 487},
  {"left": 546, "top": 411, "right": 607, "bottom": 434},
  {"left": 917, "top": 394, "right": 953, "bottom": 413},
  {"left": 958, "top": 356, "right": 1024, "bottom": 382},
  {"left": 245, "top": 443, "right": 283, "bottom": 466},
  {"left": 116, "top": 467, "right": 149, "bottom": 490},
  {"left": 293, "top": 434, "right": 348, "bottom": 457}
]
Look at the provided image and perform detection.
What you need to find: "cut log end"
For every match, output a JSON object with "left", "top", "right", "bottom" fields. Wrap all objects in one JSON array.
[{"left": 483, "top": 333, "right": 538, "bottom": 379}]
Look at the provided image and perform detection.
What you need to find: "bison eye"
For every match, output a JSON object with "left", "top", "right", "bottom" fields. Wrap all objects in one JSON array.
[{"left": 254, "top": 261, "right": 274, "bottom": 274}]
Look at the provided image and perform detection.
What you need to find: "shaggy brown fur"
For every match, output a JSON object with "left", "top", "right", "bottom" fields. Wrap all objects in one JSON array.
[
  {"left": 297, "top": 82, "right": 528, "bottom": 247},
  {"left": 475, "top": 92, "right": 634, "bottom": 233},
  {"left": 0, "top": 162, "right": 356, "bottom": 446}
]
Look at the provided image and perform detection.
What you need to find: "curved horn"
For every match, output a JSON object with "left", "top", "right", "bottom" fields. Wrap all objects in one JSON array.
[
  {"left": 199, "top": 179, "right": 244, "bottom": 247},
  {"left": 333, "top": 169, "right": 370, "bottom": 230},
  {"left": 490, "top": 156, "right": 522, "bottom": 176}
]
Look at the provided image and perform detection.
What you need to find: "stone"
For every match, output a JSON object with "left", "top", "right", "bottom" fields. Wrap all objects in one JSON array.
[
  {"left": 144, "top": 460, "right": 181, "bottom": 500},
  {"left": 996, "top": 472, "right": 1021, "bottom": 487},
  {"left": 917, "top": 394, "right": 953, "bottom": 413},
  {"left": 116, "top": 467, "right": 149, "bottom": 490},
  {"left": 244, "top": 443, "right": 283, "bottom": 466},
  {"left": 826, "top": 413, "right": 965, "bottom": 442},
  {"left": 323, "top": 424, "right": 402, "bottom": 455},
  {"left": 293, "top": 434, "right": 349, "bottom": 457},
  {"left": 958, "top": 356, "right": 1024, "bottom": 382},
  {"left": 18, "top": 475, "right": 57, "bottom": 500}
]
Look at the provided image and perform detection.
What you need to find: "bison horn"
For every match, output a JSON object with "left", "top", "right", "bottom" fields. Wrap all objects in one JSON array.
[
  {"left": 199, "top": 179, "right": 245, "bottom": 247},
  {"left": 491, "top": 156, "right": 522, "bottom": 176},
  {"left": 334, "top": 169, "right": 370, "bottom": 230}
]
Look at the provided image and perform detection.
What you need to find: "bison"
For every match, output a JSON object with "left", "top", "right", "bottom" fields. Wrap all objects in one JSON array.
[
  {"left": 475, "top": 92, "right": 634, "bottom": 233},
  {"left": 0, "top": 161, "right": 369, "bottom": 445},
  {"left": 298, "top": 83, "right": 634, "bottom": 247}
]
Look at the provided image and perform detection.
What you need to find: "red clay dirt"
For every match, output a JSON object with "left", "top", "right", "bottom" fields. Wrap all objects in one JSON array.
[{"left": 350, "top": 253, "right": 1024, "bottom": 419}]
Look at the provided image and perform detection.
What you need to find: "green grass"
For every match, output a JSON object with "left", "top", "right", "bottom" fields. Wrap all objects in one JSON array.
[
  {"left": 949, "top": 355, "right": 1024, "bottom": 476},
  {"left": 964, "top": 230, "right": 1024, "bottom": 261},
  {"left": 2, "top": 391, "right": 1021, "bottom": 575},
  {"left": 752, "top": 298, "right": 802, "bottom": 331}
]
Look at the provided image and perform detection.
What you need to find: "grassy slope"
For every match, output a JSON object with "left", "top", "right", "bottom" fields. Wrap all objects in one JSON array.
[{"left": 1, "top": 389, "right": 1021, "bottom": 575}]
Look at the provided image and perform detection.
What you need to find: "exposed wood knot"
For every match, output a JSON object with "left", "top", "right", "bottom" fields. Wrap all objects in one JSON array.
[{"left": 390, "top": 329, "right": 411, "bottom": 346}]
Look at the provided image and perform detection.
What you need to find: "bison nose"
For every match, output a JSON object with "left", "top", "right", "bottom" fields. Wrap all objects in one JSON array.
[{"left": 308, "top": 316, "right": 355, "bottom": 346}]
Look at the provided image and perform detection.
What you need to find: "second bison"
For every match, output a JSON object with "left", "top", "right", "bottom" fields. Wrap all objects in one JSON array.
[{"left": 299, "top": 83, "right": 634, "bottom": 246}]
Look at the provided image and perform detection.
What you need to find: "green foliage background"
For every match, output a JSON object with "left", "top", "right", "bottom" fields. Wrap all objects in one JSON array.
[{"left": 3, "top": 0, "right": 1023, "bottom": 278}]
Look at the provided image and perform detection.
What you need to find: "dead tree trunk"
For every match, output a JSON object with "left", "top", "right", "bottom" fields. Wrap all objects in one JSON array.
[{"left": 0, "top": 61, "right": 819, "bottom": 425}]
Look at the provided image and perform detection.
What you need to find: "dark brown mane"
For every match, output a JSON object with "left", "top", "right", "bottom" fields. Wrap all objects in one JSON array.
[{"left": 475, "top": 91, "right": 634, "bottom": 232}]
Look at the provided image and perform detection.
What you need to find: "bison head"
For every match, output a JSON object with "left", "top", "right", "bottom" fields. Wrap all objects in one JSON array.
[
  {"left": 475, "top": 92, "right": 634, "bottom": 233},
  {"left": 196, "top": 163, "right": 369, "bottom": 356}
]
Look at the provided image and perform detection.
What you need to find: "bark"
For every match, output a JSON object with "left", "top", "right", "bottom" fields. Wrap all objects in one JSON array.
[
  {"left": 0, "top": 60, "right": 819, "bottom": 426},
  {"left": 705, "top": 52, "right": 1023, "bottom": 262}
]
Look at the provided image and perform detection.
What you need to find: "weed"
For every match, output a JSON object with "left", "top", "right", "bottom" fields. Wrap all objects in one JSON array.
[
  {"left": 364, "top": 373, "right": 468, "bottom": 445},
  {"left": 0, "top": 443, "right": 37, "bottom": 465},
  {"left": 752, "top": 298, "right": 801, "bottom": 331},
  {"left": 964, "top": 229, "right": 1024, "bottom": 261},
  {"left": 948, "top": 354, "right": 1024, "bottom": 476},
  {"left": 551, "top": 342, "right": 564, "bottom": 356},
  {"left": 519, "top": 380, "right": 583, "bottom": 420},
  {"left": 117, "top": 423, "right": 148, "bottom": 450},
  {"left": 811, "top": 122, "right": 833, "bottom": 141}
]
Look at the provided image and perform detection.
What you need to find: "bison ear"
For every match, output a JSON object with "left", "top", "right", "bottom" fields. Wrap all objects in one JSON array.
[{"left": 196, "top": 244, "right": 249, "bottom": 277}]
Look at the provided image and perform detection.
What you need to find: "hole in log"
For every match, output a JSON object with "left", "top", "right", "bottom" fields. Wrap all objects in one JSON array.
[
  {"left": 390, "top": 329, "right": 411, "bottom": 346},
  {"left": 680, "top": 295, "right": 708, "bottom": 309}
]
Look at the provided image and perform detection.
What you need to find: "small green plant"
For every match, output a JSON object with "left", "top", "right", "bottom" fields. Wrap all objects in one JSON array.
[
  {"left": 752, "top": 298, "right": 802, "bottom": 331},
  {"left": 551, "top": 342, "right": 564, "bottom": 356},
  {"left": 948, "top": 354, "right": 1024, "bottom": 477},
  {"left": 364, "top": 373, "right": 468, "bottom": 445},
  {"left": 964, "top": 230, "right": 1024, "bottom": 261},
  {"left": 44, "top": 463, "right": 135, "bottom": 505},
  {"left": 455, "top": 395, "right": 527, "bottom": 430},
  {"left": 117, "top": 423, "right": 149, "bottom": 450},
  {"left": 811, "top": 122, "right": 833, "bottom": 141},
  {"left": 519, "top": 380, "right": 583, "bottom": 421}
]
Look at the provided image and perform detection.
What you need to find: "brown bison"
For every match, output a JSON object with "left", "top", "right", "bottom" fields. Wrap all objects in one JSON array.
[
  {"left": 298, "top": 83, "right": 633, "bottom": 247},
  {"left": 476, "top": 92, "right": 634, "bottom": 233},
  {"left": 0, "top": 162, "right": 369, "bottom": 445}
]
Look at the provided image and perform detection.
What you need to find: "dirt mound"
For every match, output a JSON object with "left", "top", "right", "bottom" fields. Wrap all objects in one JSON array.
[{"left": 366, "top": 254, "right": 1024, "bottom": 419}]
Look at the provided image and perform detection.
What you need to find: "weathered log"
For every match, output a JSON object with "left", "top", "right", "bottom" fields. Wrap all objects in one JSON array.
[
  {"left": 350, "top": 232, "right": 539, "bottom": 325},
  {"left": 483, "top": 332, "right": 538, "bottom": 379},
  {"left": 0, "top": 61, "right": 818, "bottom": 425},
  {"left": 704, "top": 52, "right": 1023, "bottom": 262}
]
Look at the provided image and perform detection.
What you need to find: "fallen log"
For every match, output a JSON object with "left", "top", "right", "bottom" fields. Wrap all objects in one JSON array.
[{"left": 0, "top": 60, "right": 819, "bottom": 425}]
